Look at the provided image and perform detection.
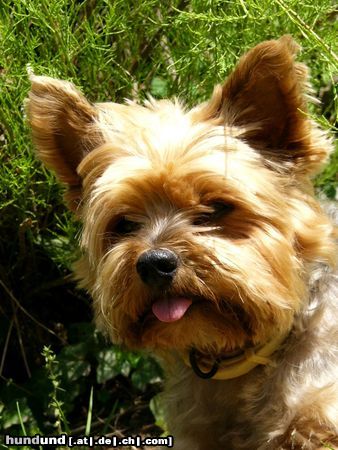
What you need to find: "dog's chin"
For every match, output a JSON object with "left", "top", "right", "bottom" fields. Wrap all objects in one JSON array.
[{"left": 120, "top": 296, "right": 253, "bottom": 354}]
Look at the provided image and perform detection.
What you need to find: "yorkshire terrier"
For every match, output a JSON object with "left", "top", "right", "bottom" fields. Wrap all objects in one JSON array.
[{"left": 27, "top": 36, "right": 337, "bottom": 449}]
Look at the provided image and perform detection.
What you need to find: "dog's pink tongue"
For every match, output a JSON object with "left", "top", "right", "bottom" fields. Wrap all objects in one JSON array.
[{"left": 152, "top": 298, "right": 192, "bottom": 322}]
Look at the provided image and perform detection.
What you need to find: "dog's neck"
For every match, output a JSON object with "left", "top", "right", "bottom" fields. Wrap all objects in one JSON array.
[
  {"left": 181, "top": 329, "right": 291, "bottom": 380},
  {"left": 181, "top": 261, "right": 338, "bottom": 381}
]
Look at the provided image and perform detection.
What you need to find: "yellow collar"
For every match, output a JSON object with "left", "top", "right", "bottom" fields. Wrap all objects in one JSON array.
[{"left": 182, "top": 330, "right": 290, "bottom": 380}]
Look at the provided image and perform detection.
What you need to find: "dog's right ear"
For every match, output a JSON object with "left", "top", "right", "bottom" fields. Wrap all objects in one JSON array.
[{"left": 26, "top": 75, "right": 102, "bottom": 209}]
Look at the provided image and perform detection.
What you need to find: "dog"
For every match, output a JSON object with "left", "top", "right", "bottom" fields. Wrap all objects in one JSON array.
[{"left": 27, "top": 36, "right": 337, "bottom": 449}]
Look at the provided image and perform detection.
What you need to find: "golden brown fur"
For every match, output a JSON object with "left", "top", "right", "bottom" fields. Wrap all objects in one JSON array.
[{"left": 27, "top": 36, "right": 337, "bottom": 449}]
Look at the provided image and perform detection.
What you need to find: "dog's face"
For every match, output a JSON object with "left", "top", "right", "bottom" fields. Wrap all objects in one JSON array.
[{"left": 27, "top": 36, "right": 334, "bottom": 357}]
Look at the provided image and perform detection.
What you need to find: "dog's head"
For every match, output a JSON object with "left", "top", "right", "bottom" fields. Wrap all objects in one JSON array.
[{"left": 27, "top": 36, "right": 335, "bottom": 358}]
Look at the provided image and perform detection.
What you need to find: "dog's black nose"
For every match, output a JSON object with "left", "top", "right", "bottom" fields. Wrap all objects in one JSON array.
[{"left": 136, "top": 249, "right": 178, "bottom": 287}]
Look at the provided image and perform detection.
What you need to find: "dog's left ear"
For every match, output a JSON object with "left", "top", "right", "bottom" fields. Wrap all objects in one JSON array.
[
  {"left": 27, "top": 75, "right": 103, "bottom": 209},
  {"left": 204, "top": 35, "right": 330, "bottom": 174}
]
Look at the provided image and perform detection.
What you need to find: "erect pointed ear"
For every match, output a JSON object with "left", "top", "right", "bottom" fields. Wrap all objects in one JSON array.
[
  {"left": 26, "top": 75, "right": 103, "bottom": 209},
  {"left": 204, "top": 36, "right": 330, "bottom": 173}
]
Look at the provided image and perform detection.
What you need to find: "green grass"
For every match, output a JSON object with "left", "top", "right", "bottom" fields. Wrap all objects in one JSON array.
[{"left": 0, "top": 0, "right": 337, "bottom": 444}]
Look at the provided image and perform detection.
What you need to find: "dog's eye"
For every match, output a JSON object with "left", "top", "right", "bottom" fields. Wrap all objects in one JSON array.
[
  {"left": 114, "top": 217, "right": 141, "bottom": 235},
  {"left": 193, "top": 202, "right": 234, "bottom": 226},
  {"left": 211, "top": 201, "right": 234, "bottom": 218}
]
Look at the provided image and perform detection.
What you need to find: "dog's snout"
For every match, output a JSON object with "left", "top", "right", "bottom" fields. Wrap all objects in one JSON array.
[{"left": 136, "top": 249, "right": 178, "bottom": 287}]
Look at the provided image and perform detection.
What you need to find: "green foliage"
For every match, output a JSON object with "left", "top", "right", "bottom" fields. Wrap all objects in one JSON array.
[
  {"left": 0, "top": 324, "right": 162, "bottom": 441},
  {"left": 42, "top": 346, "right": 70, "bottom": 434},
  {"left": 0, "top": 0, "right": 337, "bottom": 442}
]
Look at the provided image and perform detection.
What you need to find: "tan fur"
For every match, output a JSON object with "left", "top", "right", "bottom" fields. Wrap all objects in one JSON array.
[{"left": 27, "top": 36, "right": 337, "bottom": 449}]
